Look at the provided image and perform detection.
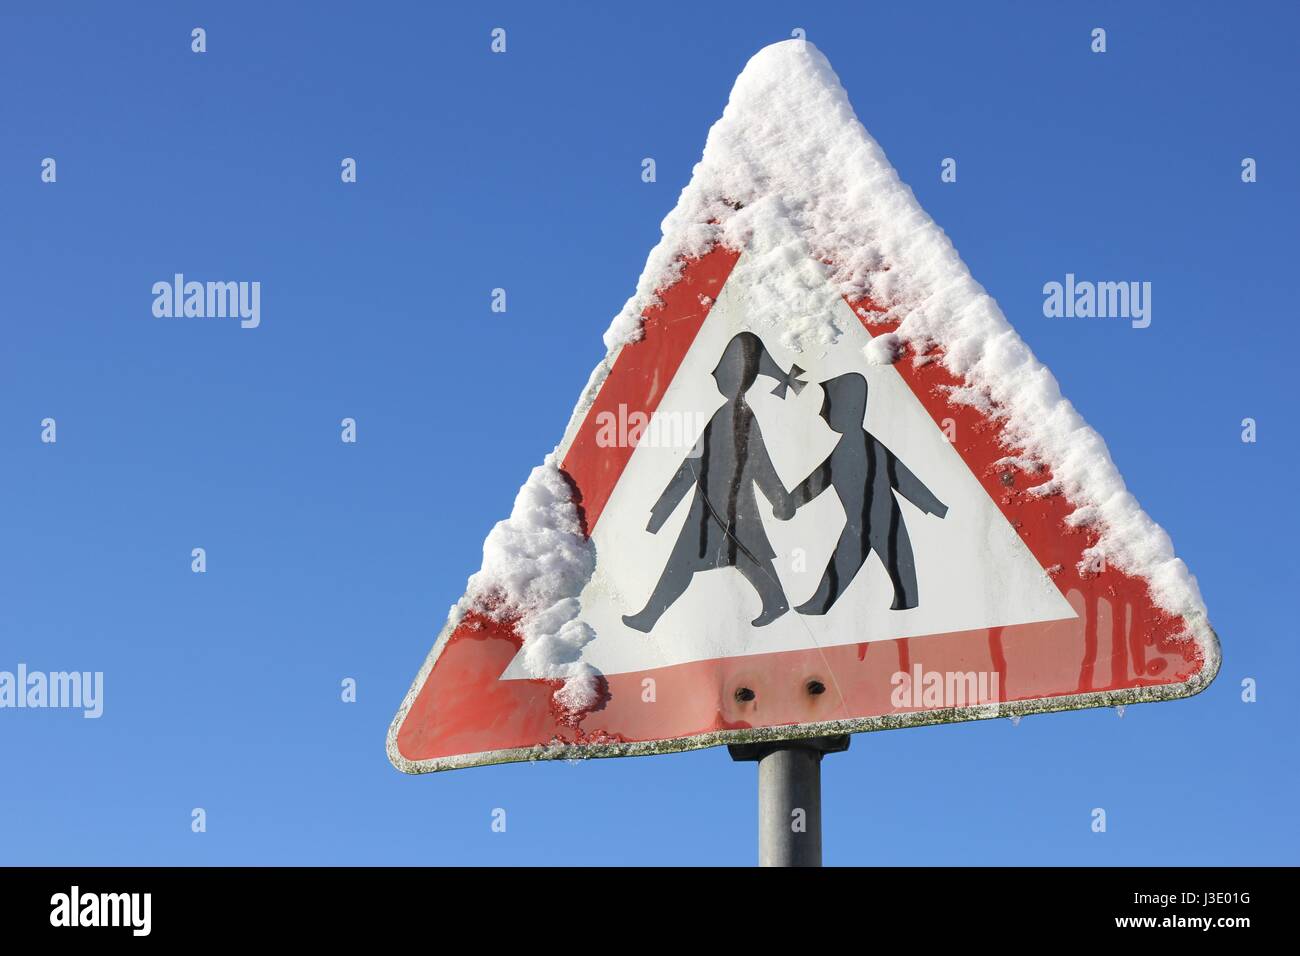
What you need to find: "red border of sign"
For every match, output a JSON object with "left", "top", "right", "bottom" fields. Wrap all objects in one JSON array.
[{"left": 388, "top": 247, "right": 1219, "bottom": 773}]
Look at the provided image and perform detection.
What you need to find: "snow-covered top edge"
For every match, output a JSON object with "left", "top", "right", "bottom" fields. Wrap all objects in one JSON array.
[{"left": 597, "top": 39, "right": 1210, "bottom": 635}]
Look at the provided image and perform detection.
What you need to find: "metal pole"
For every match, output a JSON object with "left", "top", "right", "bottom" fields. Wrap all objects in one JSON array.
[
  {"left": 729, "top": 735, "right": 849, "bottom": 867},
  {"left": 758, "top": 745, "right": 823, "bottom": 866}
]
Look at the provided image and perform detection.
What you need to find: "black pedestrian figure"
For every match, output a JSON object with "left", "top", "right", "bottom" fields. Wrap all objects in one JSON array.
[
  {"left": 790, "top": 372, "right": 948, "bottom": 616},
  {"left": 622, "top": 332, "right": 806, "bottom": 633}
]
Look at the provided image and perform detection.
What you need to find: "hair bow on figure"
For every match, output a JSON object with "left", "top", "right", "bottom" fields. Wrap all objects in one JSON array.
[{"left": 761, "top": 355, "right": 807, "bottom": 399}]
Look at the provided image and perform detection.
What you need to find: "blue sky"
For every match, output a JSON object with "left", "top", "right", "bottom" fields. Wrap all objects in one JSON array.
[{"left": 1, "top": 0, "right": 1296, "bottom": 865}]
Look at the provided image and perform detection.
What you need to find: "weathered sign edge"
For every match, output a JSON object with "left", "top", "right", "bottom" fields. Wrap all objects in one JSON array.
[{"left": 385, "top": 618, "right": 1220, "bottom": 774}]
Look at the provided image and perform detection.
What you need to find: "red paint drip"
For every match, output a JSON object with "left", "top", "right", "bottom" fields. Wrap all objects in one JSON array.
[{"left": 988, "top": 627, "right": 1007, "bottom": 703}]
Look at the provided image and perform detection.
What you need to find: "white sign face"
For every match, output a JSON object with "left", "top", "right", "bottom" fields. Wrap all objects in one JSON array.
[{"left": 503, "top": 253, "right": 1077, "bottom": 680}]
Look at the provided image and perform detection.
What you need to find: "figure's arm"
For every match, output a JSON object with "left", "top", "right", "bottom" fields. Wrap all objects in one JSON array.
[
  {"left": 750, "top": 426, "right": 797, "bottom": 520},
  {"left": 789, "top": 462, "right": 833, "bottom": 511},
  {"left": 647, "top": 456, "right": 697, "bottom": 533},
  {"left": 877, "top": 440, "right": 948, "bottom": 517}
]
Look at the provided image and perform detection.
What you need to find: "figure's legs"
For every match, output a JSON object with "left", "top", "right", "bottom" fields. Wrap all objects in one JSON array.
[
  {"left": 872, "top": 509, "right": 919, "bottom": 610},
  {"left": 796, "top": 525, "right": 870, "bottom": 616},
  {"left": 733, "top": 555, "right": 789, "bottom": 627},
  {"left": 622, "top": 564, "right": 695, "bottom": 633}
]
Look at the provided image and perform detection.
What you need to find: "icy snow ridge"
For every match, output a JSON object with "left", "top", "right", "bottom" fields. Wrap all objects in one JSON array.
[{"left": 460, "top": 457, "right": 599, "bottom": 718}]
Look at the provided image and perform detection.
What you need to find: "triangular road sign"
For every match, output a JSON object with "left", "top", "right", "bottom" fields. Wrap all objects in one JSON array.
[{"left": 389, "top": 40, "right": 1219, "bottom": 773}]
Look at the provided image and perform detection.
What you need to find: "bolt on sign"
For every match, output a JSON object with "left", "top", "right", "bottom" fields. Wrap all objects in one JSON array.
[{"left": 388, "top": 40, "right": 1219, "bottom": 773}]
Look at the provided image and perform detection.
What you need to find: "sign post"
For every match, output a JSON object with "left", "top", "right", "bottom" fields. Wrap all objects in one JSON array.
[{"left": 730, "top": 736, "right": 850, "bottom": 866}]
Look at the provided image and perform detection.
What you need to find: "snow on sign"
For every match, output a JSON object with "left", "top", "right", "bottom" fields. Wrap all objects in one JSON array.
[{"left": 387, "top": 40, "right": 1219, "bottom": 773}]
